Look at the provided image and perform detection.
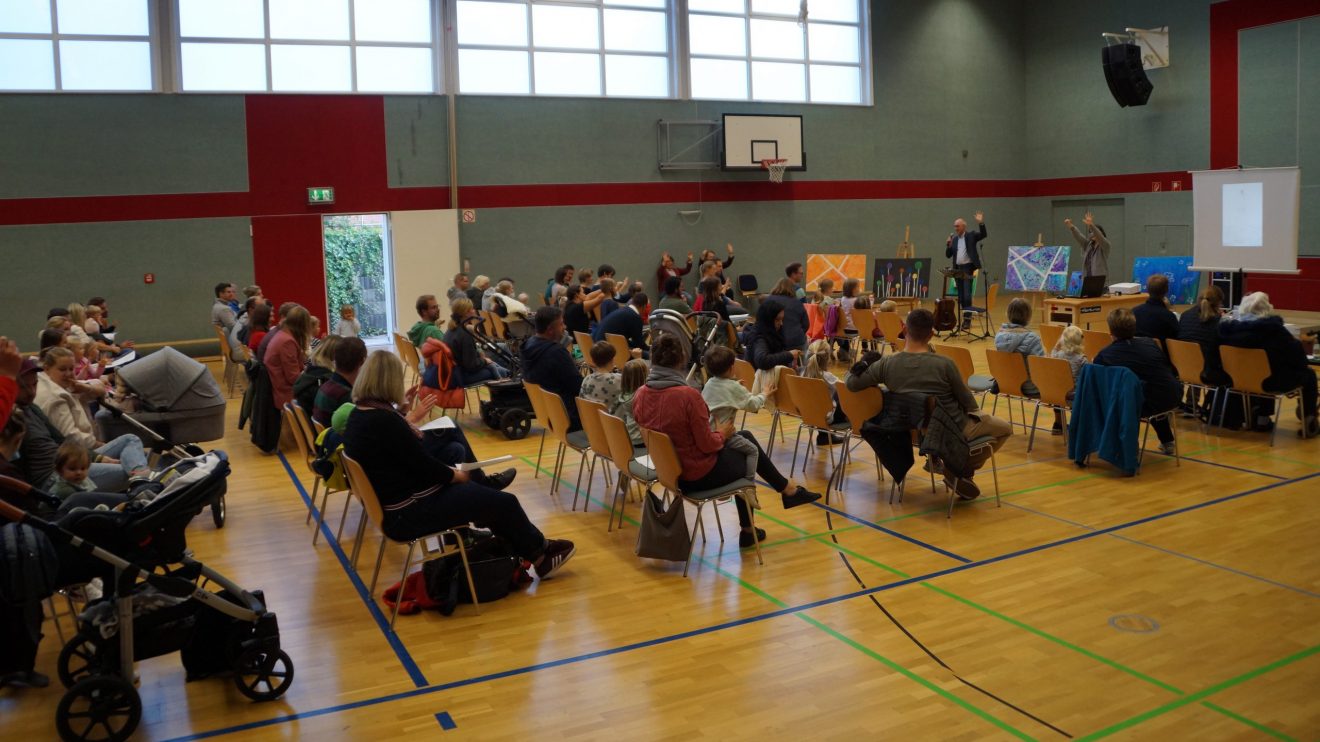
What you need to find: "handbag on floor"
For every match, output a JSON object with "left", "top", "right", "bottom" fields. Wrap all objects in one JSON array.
[{"left": 636, "top": 492, "right": 691, "bottom": 562}]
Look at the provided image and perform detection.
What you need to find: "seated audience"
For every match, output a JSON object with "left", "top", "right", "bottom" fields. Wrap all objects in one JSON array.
[
  {"left": 444, "top": 298, "right": 509, "bottom": 384},
  {"left": 1093, "top": 308, "right": 1183, "bottom": 453},
  {"left": 702, "top": 345, "right": 771, "bottom": 427},
  {"left": 341, "top": 351, "right": 573, "bottom": 577},
  {"left": 846, "top": 308, "right": 1012, "bottom": 498},
  {"left": 264, "top": 305, "right": 312, "bottom": 410},
  {"left": 0, "top": 337, "right": 19, "bottom": 429},
  {"left": 1219, "top": 292, "right": 1318, "bottom": 437},
  {"left": 562, "top": 285, "right": 591, "bottom": 338},
  {"left": 246, "top": 304, "right": 272, "bottom": 352},
  {"left": 546, "top": 265, "right": 574, "bottom": 307},
  {"left": 42, "top": 440, "right": 96, "bottom": 500},
  {"left": 786, "top": 262, "right": 808, "bottom": 300},
  {"left": 632, "top": 335, "right": 820, "bottom": 548},
  {"left": 86, "top": 296, "right": 115, "bottom": 334},
  {"left": 467, "top": 275, "right": 489, "bottom": 309},
  {"left": 655, "top": 251, "right": 693, "bottom": 295},
  {"left": 1133, "top": 274, "right": 1180, "bottom": 343},
  {"left": 1048, "top": 325, "right": 1088, "bottom": 434},
  {"left": 694, "top": 276, "right": 731, "bottom": 322},
  {"left": 408, "top": 294, "right": 445, "bottom": 348},
  {"left": 447, "top": 273, "right": 470, "bottom": 304},
  {"left": 744, "top": 302, "right": 801, "bottom": 372},
  {"left": 522, "top": 306, "right": 584, "bottom": 430},
  {"left": 994, "top": 297, "right": 1044, "bottom": 396},
  {"left": 212, "top": 282, "right": 237, "bottom": 332},
  {"left": 657, "top": 275, "right": 693, "bottom": 314},
  {"left": 580, "top": 341, "right": 623, "bottom": 411},
  {"left": 591, "top": 292, "right": 649, "bottom": 355},
  {"left": 293, "top": 334, "right": 341, "bottom": 416},
  {"left": 313, "top": 337, "right": 367, "bottom": 428},
  {"left": 1177, "top": 287, "right": 1230, "bottom": 389},
  {"left": 616, "top": 359, "right": 647, "bottom": 448},
  {"left": 762, "top": 278, "right": 810, "bottom": 351}
]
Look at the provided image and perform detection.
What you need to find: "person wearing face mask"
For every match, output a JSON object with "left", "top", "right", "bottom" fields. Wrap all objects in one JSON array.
[{"left": 944, "top": 210, "right": 987, "bottom": 328}]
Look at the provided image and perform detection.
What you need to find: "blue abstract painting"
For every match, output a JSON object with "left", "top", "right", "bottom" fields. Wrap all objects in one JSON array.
[
  {"left": 1132, "top": 256, "right": 1200, "bottom": 305},
  {"left": 1006, "top": 246, "right": 1070, "bottom": 293}
]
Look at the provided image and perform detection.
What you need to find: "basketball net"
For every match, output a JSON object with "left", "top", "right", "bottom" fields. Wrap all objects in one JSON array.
[{"left": 761, "top": 158, "right": 788, "bottom": 184}]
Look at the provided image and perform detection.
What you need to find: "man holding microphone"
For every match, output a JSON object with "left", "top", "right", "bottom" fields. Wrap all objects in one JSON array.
[{"left": 945, "top": 211, "right": 986, "bottom": 330}]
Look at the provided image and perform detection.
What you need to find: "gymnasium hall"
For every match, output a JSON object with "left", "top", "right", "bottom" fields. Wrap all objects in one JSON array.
[{"left": 2, "top": 0, "right": 1319, "bottom": 739}]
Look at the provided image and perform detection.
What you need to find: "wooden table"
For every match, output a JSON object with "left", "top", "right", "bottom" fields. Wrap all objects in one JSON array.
[{"left": 1043, "top": 293, "right": 1148, "bottom": 329}]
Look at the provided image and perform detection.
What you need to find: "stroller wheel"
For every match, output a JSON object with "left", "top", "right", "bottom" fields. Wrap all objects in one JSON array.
[
  {"left": 58, "top": 633, "right": 102, "bottom": 689},
  {"left": 211, "top": 495, "right": 226, "bottom": 529},
  {"left": 232, "top": 647, "right": 294, "bottom": 701},
  {"left": 56, "top": 675, "right": 141, "bottom": 742},
  {"left": 500, "top": 409, "right": 531, "bottom": 440}
]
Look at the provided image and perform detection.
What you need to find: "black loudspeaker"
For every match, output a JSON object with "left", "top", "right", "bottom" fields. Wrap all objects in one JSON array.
[{"left": 1102, "top": 43, "right": 1153, "bottom": 107}]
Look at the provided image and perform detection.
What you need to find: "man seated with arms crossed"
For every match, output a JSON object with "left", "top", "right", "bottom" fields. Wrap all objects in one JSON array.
[
  {"left": 845, "top": 308, "right": 1013, "bottom": 498},
  {"left": 522, "top": 306, "right": 585, "bottom": 431}
]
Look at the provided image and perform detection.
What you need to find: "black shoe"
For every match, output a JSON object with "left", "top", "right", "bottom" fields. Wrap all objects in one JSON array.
[
  {"left": 943, "top": 473, "right": 980, "bottom": 500},
  {"left": 922, "top": 458, "right": 944, "bottom": 475},
  {"left": 534, "top": 539, "right": 576, "bottom": 579},
  {"left": 738, "top": 528, "right": 767, "bottom": 548},
  {"left": 484, "top": 468, "right": 517, "bottom": 490},
  {"left": 0, "top": 670, "right": 49, "bottom": 688},
  {"left": 815, "top": 431, "right": 846, "bottom": 445},
  {"left": 1051, "top": 422, "right": 1064, "bottom": 436},
  {"left": 781, "top": 486, "right": 821, "bottom": 509}
]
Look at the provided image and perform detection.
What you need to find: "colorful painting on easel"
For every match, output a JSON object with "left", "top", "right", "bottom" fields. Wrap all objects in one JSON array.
[
  {"left": 806, "top": 254, "right": 867, "bottom": 291},
  {"left": 1132, "top": 256, "right": 1199, "bottom": 305},
  {"left": 872, "top": 258, "right": 931, "bottom": 299},
  {"left": 1006, "top": 245, "right": 1070, "bottom": 293}
]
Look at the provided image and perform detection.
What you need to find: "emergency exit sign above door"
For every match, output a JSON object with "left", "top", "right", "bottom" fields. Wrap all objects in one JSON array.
[{"left": 307, "top": 187, "right": 335, "bottom": 205}]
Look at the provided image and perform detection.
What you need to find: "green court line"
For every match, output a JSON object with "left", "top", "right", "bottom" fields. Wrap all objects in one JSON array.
[
  {"left": 1076, "top": 643, "right": 1320, "bottom": 740},
  {"left": 1201, "top": 702, "right": 1297, "bottom": 742}
]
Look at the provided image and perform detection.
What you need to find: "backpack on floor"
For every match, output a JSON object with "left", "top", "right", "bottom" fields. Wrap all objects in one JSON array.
[{"left": 421, "top": 533, "right": 531, "bottom": 616}]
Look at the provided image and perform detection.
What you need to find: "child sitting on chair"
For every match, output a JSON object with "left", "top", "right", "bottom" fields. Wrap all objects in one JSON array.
[
  {"left": 1048, "top": 325, "right": 1088, "bottom": 435},
  {"left": 700, "top": 345, "right": 767, "bottom": 480},
  {"left": 580, "top": 341, "right": 623, "bottom": 411},
  {"left": 802, "top": 340, "right": 848, "bottom": 444},
  {"left": 617, "top": 359, "right": 648, "bottom": 448},
  {"left": 44, "top": 441, "right": 97, "bottom": 500}
]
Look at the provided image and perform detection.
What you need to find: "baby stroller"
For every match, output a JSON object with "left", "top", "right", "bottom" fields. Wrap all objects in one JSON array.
[
  {"left": 649, "top": 309, "right": 728, "bottom": 383},
  {"left": 0, "top": 454, "right": 291, "bottom": 742},
  {"left": 464, "top": 320, "right": 535, "bottom": 440},
  {"left": 95, "top": 346, "right": 227, "bottom": 448}
]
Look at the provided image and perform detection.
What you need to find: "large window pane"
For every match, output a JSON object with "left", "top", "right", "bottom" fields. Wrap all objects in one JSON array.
[
  {"left": 689, "top": 15, "right": 745, "bottom": 56},
  {"left": 809, "top": 63, "right": 860, "bottom": 103},
  {"left": 356, "top": 46, "right": 433, "bottom": 92},
  {"left": 808, "top": 23, "right": 858, "bottom": 63},
  {"left": 531, "top": 5, "right": 599, "bottom": 50},
  {"left": 271, "top": 44, "right": 351, "bottom": 90},
  {"left": 354, "top": 0, "right": 431, "bottom": 43},
  {"left": 457, "top": 1, "right": 527, "bottom": 47},
  {"left": 689, "top": 0, "right": 743, "bottom": 13},
  {"left": 805, "top": 0, "right": 857, "bottom": 23},
  {"left": 0, "top": 0, "right": 51, "bottom": 33},
  {"left": 605, "top": 54, "right": 667, "bottom": 96},
  {"left": 57, "top": 0, "right": 148, "bottom": 36},
  {"left": 270, "top": 0, "right": 350, "bottom": 41},
  {"left": 604, "top": 9, "right": 666, "bottom": 53},
  {"left": 750, "top": 18, "right": 803, "bottom": 60},
  {"left": 690, "top": 57, "right": 746, "bottom": 99},
  {"left": 533, "top": 51, "right": 600, "bottom": 95},
  {"left": 178, "top": 0, "right": 264, "bottom": 39},
  {"left": 0, "top": 39, "right": 54, "bottom": 89},
  {"left": 60, "top": 40, "right": 152, "bottom": 89},
  {"left": 605, "top": 0, "right": 665, "bottom": 8},
  {"left": 181, "top": 42, "right": 266, "bottom": 90},
  {"left": 751, "top": 60, "right": 804, "bottom": 100},
  {"left": 750, "top": 0, "right": 798, "bottom": 16},
  {"left": 458, "top": 48, "right": 529, "bottom": 93}
]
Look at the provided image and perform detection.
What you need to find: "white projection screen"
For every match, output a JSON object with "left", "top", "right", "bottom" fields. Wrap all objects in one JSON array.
[{"left": 1191, "top": 166, "right": 1301, "bottom": 274}]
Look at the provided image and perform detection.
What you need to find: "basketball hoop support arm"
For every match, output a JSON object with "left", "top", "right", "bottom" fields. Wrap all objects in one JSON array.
[{"left": 657, "top": 119, "right": 722, "bottom": 171}]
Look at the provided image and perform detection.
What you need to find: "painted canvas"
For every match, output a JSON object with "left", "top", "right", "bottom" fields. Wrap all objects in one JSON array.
[
  {"left": 873, "top": 258, "right": 932, "bottom": 299},
  {"left": 1132, "top": 256, "right": 1199, "bottom": 305},
  {"left": 943, "top": 272, "right": 980, "bottom": 299},
  {"left": 1006, "top": 245, "right": 1070, "bottom": 293},
  {"left": 806, "top": 253, "right": 867, "bottom": 291}
]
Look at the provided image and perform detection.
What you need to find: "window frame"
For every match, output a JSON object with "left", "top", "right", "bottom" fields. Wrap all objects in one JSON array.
[{"left": 0, "top": 0, "right": 161, "bottom": 93}]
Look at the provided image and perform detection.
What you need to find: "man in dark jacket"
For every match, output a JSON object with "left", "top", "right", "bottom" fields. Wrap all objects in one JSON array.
[
  {"left": 591, "top": 292, "right": 649, "bottom": 355},
  {"left": 1094, "top": 308, "right": 1183, "bottom": 453},
  {"left": 1133, "top": 274, "right": 1180, "bottom": 343},
  {"left": 1219, "top": 292, "right": 1318, "bottom": 437},
  {"left": 944, "top": 211, "right": 987, "bottom": 324},
  {"left": 522, "top": 306, "right": 584, "bottom": 431}
]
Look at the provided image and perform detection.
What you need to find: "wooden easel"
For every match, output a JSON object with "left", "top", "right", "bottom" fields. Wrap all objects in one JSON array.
[
  {"left": 1022, "top": 233, "right": 1048, "bottom": 316},
  {"left": 897, "top": 225, "right": 914, "bottom": 258}
]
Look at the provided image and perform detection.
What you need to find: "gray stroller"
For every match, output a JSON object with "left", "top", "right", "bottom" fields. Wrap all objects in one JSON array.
[{"left": 95, "top": 347, "right": 227, "bottom": 448}]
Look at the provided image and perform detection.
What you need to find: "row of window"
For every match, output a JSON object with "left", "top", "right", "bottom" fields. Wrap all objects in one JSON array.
[{"left": 0, "top": 0, "right": 869, "bottom": 103}]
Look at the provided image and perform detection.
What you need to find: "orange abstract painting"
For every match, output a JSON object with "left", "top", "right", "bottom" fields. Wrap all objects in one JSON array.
[{"left": 806, "top": 253, "right": 867, "bottom": 291}]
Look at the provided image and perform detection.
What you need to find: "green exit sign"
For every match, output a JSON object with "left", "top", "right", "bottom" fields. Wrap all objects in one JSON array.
[{"left": 307, "top": 187, "right": 335, "bottom": 204}]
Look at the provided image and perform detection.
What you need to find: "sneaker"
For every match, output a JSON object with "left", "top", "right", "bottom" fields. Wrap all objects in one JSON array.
[
  {"left": 1051, "top": 422, "right": 1064, "bottom": 436},
  {"left": 484, "top": 468, "right": 518, "bottom": 491},
  {"left": 0, "top": 670, "right": 50, "bottom": 688},
  {"left": 534, "top": 539, "right": 576, "bottom": 579},
  {"left": 922, "top": 458, "right": 944, "bottom": 475},
  {"left": 1299, "top": 417, "right": 1318, "bottom": 439},
  {"left": 781, "top": 486, "right": 821, "bottom": 509},
  {"left": 738, "top": 528, "right": 767, "bottom": 548},
  {"left": 814, "top": 431, "right": 846, "bottom": 446},
  {"left": 943, "top": 473, "right": 980, "bottom": 501},
  {"left": 1158, "top": 442, "right": 1177, "bottom": 456}
]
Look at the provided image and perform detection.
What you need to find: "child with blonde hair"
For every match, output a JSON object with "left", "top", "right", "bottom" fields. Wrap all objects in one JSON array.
[
  {"left": 43, "top": 440, "right": 97, "bottom": 499},
  {"left": 335, "top": 305, "right": 360, "bottom": 338},
  {"left": 617, "top": 358, "right": 648, "bottom": 447},
  {"left": 1048, "top": 325, "right": 1087, "bottom": 434},
  {"left": 801, "top": 339, "right": 847, "bottom": 444},
  {"left": 700, "top": 345, "right": 762, "bottom": 479}
]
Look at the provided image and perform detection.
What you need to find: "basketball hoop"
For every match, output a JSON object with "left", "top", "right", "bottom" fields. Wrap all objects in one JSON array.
[{"left": 760, "top": 158, "right": 788, "bottom": 184}]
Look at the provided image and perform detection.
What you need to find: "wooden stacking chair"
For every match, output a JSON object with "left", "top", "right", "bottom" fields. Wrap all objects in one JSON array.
[
  {"left": 543, "top": 390, "right": 592, "bottom": 500},
  {"left": 605, "top": 333, "right": 633, "bottom": 366},
  {"left": 522, "top": 381, "right": 552, "bottom": 479},
  {"left": 781, "top": 374, "right": 851, "bottom": 476},
  {"left": 1038, "top": 323, "right": 1064, "bottom": 354},
  {"left": 1082, "top": 330, "right": 1111, "bottom": 361},
  {"left": 874, "top": 310, "right": 906, "bottom": 353},
  {"left": 984, "top": 349, "right": 1036, "bottom": 430},
  {"left": 1220, "top": 345, "right": 1303, "bottom": 446},
  {"left": 1027, "top": 355, "right": 1076, "bottom": 452},
  {"left": 732, "top": 358, "right": 757, "bottom": 429},
  {"left": 283, "top": 404, "right": 345, "bottom": 547},
  {"left": 393, "top": 332, "right": 423, "bottom": 386},
  {"left": 339, "top": 453, "right": 479, "bottom": 629},
  {"left": 600, "top": 411, "right": 656, "bottom": 532},
  {"left": 214, "top": 325, "right": 243, "bottom": 397},
  {"left": 767, "top": 366, "right": 800, "bottom": 456},
  {"left": 1166, "top": 338, "right": 1218, "bottom": 431},
  {"left": 932, "top": 343, "right": 995, "bottom": 403},
  {"left": 831, "top": 381, "right": 884, "bottom": 504},
  {"left": 574, "top": 397, "right": 617, "bottom": 512},
  {"left": 851, "top": 307, "right": 880, "bottom": 358},
  {"left": 960, "top": 282, "right": 999, "bottom": 338},
  {"left": 642, "top": 428, "right": 763, "bottom": 577}
]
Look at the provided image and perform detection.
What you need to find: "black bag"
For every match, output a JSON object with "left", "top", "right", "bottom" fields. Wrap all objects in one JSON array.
[
  {"left": 421, "top": 534, "right": 522, "bottom": 616},
  {"left": 636, "top": 492, "right": 691, "bottom": 562}
]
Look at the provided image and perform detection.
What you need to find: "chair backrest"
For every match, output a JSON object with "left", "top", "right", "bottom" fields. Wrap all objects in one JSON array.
[
  {"left": 290, "top": 403, "right": 318, "bottom": 454},
  {"left": 1082, "top": 330, "right": 1111, "bottom": 361},
  {"left": 852, "top": 305, "right": 878, "bottom": 339},
  {"left": 640, "top": 427, "right": 683, "bottom": 493},
  {"left": 875, "top": 311, "right": 905, "bottom": 348},
  {"left": 1028, "top": 355, "right": 1075, "bottom": 408},
  {"left": 931, "top": 343, "right": 975, "bottom": 385},
  {"left": 985, "top": 349, "right": 1031, "bottom": 397},
  {"left": 392, "top": 332, "right": 409, "bottom": 359},
  {"left": 834, "top": 381, "right": 882, "bottom": 436},
  {"left": 605, "top": 333, "right": 632, "bottom": 366},
  {"left": 599, "top": 411, "right": 638, "bottom": 473},
  {"left": 738, "top": 274, "right": 759, "bottom": 293},
  {"left": 781, "top": 374, "right": 834, "bottom": 429},
  {"left": 573, "top": 331, "right": 595, "bottom": 354},
  {"left": 574, "top": 397, "right": 612, "bottom": 460},
  {"left": 1039, "top": 323, "right": 1064, "bottom": 354},
  {"left": 985, "top": 282, "right": 1000, "bottom": 312},
  {"left": 339, "top": 453, "right": 386, "bottom": 530},
  {"left": 772, "top": 366, "right": 800, "bottom": 416},
  {"left": 488, "top": 311, "right": 508, "bottom": 340},
  {"left": 479, "top": 310, "right": 496, "bottom": 338},
  {"left": 1165, "top": 338, "right": 1207, "bottom": 386},
  {"left": 213, "top": 325, "right": 232, "bottom": 364},
  {"left": 523, "top": 380, "right": 548, "bottom": 428},
  {"left": 732, "top": 358, "right": 755, "bottom": 391},
  {"left": 1219, "top": 345, "right": 1271, "bottom": 395},
  {"left": 282, "top": 404, "right": 315, "bottom": 467},
  {"left": 542, "top": 389, "right": 574, "bottom": 445}
]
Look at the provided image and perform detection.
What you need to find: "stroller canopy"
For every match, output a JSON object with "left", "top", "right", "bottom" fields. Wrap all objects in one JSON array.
[{"left": 117, "top": 347, "right": 224, "bottom": 413}]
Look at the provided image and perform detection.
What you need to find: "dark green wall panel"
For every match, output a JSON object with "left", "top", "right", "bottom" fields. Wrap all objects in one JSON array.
[{"left": 384, "top": 96, "right": 450, "bottom": 188}]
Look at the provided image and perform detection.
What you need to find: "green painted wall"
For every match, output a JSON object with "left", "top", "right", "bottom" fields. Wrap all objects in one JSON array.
[
  {"left": 0, "top": 218, "right": 253, "bottom": 345},
  {"left": 384, "top": 96, "right": 450, "bottom": 188}
]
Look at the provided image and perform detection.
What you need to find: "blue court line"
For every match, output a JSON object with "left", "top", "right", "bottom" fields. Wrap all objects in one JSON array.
[
  {"left": 435, "top": 711, "right": 457, "bottom": 730},
  {"left": 809, "top": 500, "right": 973, "bottom": 563},
  {"left": 1003, "top": 501, "right": 1320, "bottom": 600},
  {"left": 276, "top": 453, "right": 429, "bottom": 688},
  {"left": 168, "top": 466, "right": 1318, "bottom": 741},
  {"left": 1174, "top": 454, "right": 1289, "bottom": 480}
]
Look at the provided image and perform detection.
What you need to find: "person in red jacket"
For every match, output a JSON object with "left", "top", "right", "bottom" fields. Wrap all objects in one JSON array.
[
  {"left": 0, "top": 337, "right": 20, "bottom": 430},
  {"left": 632, "top": 335, "right": 820, "bottom": 548},
  {"left": 264, "top": 305, "right": 312, "bottom": 410},
  {"left": 655, "top": 251, "right": 693, "bottom": 295}
]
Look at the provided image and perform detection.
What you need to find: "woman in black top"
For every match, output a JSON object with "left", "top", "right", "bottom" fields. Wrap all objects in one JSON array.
[
  {"left": 696, "top": 276, "right": 731, "bottom": 322},
  {"left": 561, "top": 285, "right": 590, "bottom": 338},
  {"left": 1094, "top": 308, "right": 1183, "bottom": 452},
  {"left": 1177, "top": 287, "right": 1229, "bottom": 387},
  {"left": 745, "top": 302, "right": 800, "bottom": 371},
  {"left": 1219, "top": 292, "right": 1319, "bottom": 437},
  {"left": 341, "top": 352, "right": 575, "bottom": 577},
  {"left": 442, "top": 298, "right": 508, "bottom": 385}
]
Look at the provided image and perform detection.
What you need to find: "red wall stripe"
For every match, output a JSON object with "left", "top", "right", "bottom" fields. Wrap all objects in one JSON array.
[{"left": 251, "top": 214, "right": 329, "bottom": 331}]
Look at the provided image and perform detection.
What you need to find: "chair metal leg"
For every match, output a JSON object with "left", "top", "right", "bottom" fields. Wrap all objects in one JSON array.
[
  {"left": 713, "top": 498, "right": 724, "bottom": 543},
  {"left": 389, "top": 541, "right": 417, "bottom": 629},
  {"left": 683, "top": 501, "right": 706, "bottom": 577},
  {"left": 1269, "top": 396, "right": 1281, "bottom": 447},
  {"left": 534, "top": 430, "right": 546, "bottom": 477},
  {"left": 334, "top": 490, "right": 354, "bottom": 542},
  {"left": 455, "top": 538, "right": 481, "bottom": 614},
  {"left": 311, "top": 484, "right": 333, "bottom": 546},
  {"left": 350, "top": 512, "right": 369, "bottom": 570},
  {"left": 306, "top": 478, "right": 320, "bottom": 524},
  {"left": 572, "top": 450, "right": 589, "bottom": 511},
  {"left": 368, "top": 538, "right": 388, "bottom": 596},
  {"left": 767, "top": 411, "right": 780, "bottom": 456},
  {"left": 744, "top": 490, "right": 763, "bottom": 565},
  {"left": 1027, "top": 404, "right": 1041, "bottom": 453},
  {"left": 790, "top": 423, "right": 805, "bottom": 474}
]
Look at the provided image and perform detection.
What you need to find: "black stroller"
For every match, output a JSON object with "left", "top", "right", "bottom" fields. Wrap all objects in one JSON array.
[
  {"left": 648, "top": 308, "right": 729, "bottom": 383},
  {"left": 0, "top": 453, "right": 292, "bottom": 742},
  {"left": 466, "top": 317, "right": 536, "bottom": 440}
]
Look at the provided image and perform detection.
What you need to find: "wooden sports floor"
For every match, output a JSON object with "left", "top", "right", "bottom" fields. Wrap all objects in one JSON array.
[{"left": 4, "top": 333, "right": 1320, "bottom": 741}]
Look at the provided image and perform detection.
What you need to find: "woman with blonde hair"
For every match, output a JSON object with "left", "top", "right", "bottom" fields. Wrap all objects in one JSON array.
[
  {"left": 293, "top": 334, "right": 342, "bottom": 416},
  {"left": 264, "top": 304, "right": 311, "bottom": 409},
  {"left": 443, "top": 297, "right": 508, "bottom": 384},
  {"left": 1047, "top": 325, "right": 1088, "bottom": 435},
  {"left": 1220, "top": 292, "right": 1318, "bottom": 437},
  {"left": 341, "top": 351, "right": 574, "bottom": 577}
]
